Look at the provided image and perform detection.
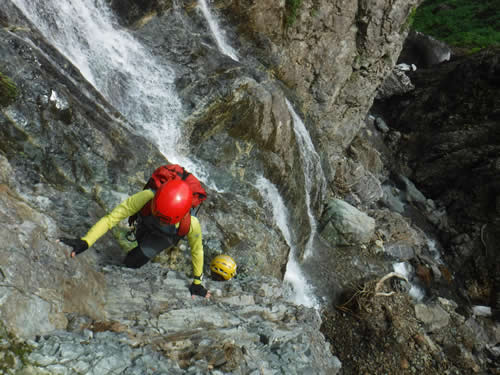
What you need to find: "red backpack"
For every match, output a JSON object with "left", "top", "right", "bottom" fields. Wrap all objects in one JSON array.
[
  {"left": 129, "top": 164, "right": 207, "bottom": 236},
  {"left": 145, "top": 164, "right": 207, "bottom": 207}
]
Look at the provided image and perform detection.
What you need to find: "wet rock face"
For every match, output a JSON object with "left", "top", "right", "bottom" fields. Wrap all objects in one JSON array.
[
  {"left": 2, "top": 0, "right": 293, "bottom": 280},
  {"left": 125, "top": 0, "right": 422, "bottom": 254},
  {"left": 107, "top": 0, "right": 172, "bottom": 28}
]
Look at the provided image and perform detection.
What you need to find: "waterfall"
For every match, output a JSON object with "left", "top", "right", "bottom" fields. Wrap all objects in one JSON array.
[
  {"left": 12, "top": 0, "right": 183, "bottom": 162},
  {"left": 286, "top": 99, "right": 326, "bottom": 258},
  {"left": 197, "top": 0, "right": 239, "bottom": 61},
  {"left": 256, "top": 176, "right": 318, "bottom": 308}
]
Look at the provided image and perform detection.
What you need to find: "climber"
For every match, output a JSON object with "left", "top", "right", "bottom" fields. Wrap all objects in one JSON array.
[
  {"left": 59, "top": 178, "right": 211, "bottom": 299},
  {"left": 210, "top": 254, "right": 237, "bottom": 281}
]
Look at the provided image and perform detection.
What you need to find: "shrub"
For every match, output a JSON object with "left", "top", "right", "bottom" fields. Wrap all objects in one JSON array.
[{"left": 412, "top": 0, "right": 500, "bottom": 50}]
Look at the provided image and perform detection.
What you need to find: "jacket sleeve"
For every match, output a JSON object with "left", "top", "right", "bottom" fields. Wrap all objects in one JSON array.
[
  {"left": 82, "top": 190, "right": 154, "bottom": 247},
  {"left": 187, "top": 216, "right": 204, "bottom": 285}
]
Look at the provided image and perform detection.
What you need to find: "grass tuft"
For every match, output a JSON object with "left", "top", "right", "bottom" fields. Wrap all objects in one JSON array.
[{"left": 285, "top": 0, "right": 302, "bottom": 27}]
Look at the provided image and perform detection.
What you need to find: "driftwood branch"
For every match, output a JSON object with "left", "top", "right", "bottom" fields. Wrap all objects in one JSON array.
[{"left": 374, "top": 272, "right": 409, "bottom": 296}]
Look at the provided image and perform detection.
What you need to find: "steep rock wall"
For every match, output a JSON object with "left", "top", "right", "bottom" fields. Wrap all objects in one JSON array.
[{"left": 214, "top": 0, "right": 422, "bottom": 175}]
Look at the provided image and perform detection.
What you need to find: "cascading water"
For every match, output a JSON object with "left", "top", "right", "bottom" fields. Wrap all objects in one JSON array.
[
  {"left": 197, "top": 0, "right": 239, "bottom": 61},
  {"left": 256, "top": 176, "right": 318, "bottom": 308},
  {"left": 196, "top": 3, "right": 328, "bottom": 240},
  {"left": 197, "top": 2, "right": 326, "bottom": 303},
  {"left": 12, "top": 0, "right": 184, "bottom": 163},
  {"left": 286, "top": 99, "right": 327, "bottom": 258}
]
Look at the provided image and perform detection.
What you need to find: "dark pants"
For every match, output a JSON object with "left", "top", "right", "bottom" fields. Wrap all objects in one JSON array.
[
  {"left": 124, "top": 246, "right": 150, "bottom": 268},
  {"left": 124, "top": 216, "right": 180, "bottom": 268}
]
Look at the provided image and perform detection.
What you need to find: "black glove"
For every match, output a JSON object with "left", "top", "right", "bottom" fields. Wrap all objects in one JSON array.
[
  {"left": 60, "top": 238, "right": 88, "bottom": 255},
  {"left": 189, "top": 283, "right": 208, "bottom": 297}
]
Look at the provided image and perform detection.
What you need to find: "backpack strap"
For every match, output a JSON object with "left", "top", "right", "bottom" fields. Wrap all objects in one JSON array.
[
  {"left": 177, "top": 213, "right": 191, "bottom": 237},
  {"left": 177, "top": 166, "right": 191, "bottom": 180}
]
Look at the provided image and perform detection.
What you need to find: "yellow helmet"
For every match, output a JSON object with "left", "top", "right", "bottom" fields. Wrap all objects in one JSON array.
[{"left": 210, "top": 255, "right": 237, "bottom": 280}]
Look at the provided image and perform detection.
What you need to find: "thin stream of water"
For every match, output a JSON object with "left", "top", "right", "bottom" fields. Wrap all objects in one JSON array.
[
  {"left": 197, "top": 0, "right": 239, "bottom": 61},
  {"left": 256, "top": 176, "right": 318, "bottom": 308},
  {"left": 286, "top": 99, "right": 327, "bottom": 258}
]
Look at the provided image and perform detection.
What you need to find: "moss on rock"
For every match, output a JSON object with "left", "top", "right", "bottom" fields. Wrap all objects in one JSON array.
[
  {"left": 0, "top": 321, "right": 34, "bottom": 371},
  {"left": 0, "top": 71, "right": 18, "bottom": 107}
]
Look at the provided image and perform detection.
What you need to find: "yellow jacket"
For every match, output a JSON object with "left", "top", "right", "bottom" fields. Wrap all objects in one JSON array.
[{"left": 81, "top": 190, "right": 204, "bottom": 284}]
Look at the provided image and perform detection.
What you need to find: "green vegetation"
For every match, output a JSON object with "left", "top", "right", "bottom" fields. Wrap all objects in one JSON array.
[
  {"left": 0, "top": 321, "right": 33, "bottom": 370},
  {"left": 0, "top": 71, "right": 18, "bottom": 107},
  {"left": 401, "top": 6, "right": 417, "bottom": 33},
  {"left": 412, "top": 0, "right": 500, "bottom": 50},
  {"left": 285, "top": 0, "right": 302, "bottom": 27}
]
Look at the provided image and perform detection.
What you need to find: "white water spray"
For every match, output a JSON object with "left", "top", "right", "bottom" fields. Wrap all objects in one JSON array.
[
  {"left": 197, "top": 0, "right": 239, "bottom": 61},
  {"left": 393, "top": 262, "right": 425, "bottom": 301},
  {"left": 425, "top": 237, "right": 443, "bottom": 264},
  {"left": 13, "top": 0, "right": 183, "bottom": 161},
  {"left": 286, "top": 99, "right": 326, "bottom": 258},
  {"left": 256, "top": 176, "right": 318, "bottom": 308}
]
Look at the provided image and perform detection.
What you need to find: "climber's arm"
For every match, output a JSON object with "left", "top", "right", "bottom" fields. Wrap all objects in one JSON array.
[{"left": 81, "top": 189, "right": 155, "bottom": 247}]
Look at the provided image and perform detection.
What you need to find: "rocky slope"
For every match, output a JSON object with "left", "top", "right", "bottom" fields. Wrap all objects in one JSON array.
[{"left": 374, "top": 47, "right": 500, "bottom": 319}]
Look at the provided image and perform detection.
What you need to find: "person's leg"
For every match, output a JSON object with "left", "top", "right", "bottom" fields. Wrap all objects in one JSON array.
[
  {"left": 126, "top": 220, "right": 178, "bottom": 268},
  {"left": 123, "top": 246, "right": 150, "bottom": 268}
]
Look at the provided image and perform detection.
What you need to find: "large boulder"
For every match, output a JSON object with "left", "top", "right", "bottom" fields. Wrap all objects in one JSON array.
[
  {"left": 399, "top": 30, "right": 452, "bottom": 68},
  {"left": 320, "top": 199, "right": 375, "bottom": 246}
]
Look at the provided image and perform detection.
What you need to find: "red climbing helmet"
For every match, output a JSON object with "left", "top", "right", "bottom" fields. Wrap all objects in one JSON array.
[{"left": 151, "top": 180, "right": 193, "bottom": 224}]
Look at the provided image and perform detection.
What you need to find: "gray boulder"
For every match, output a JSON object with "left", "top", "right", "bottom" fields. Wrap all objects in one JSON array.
[
  {"left": 320, "top": 199, "right": 375, "bottom": 246},
  {"left": 415, "top": 302, "right": 450, "bottom": 332}
]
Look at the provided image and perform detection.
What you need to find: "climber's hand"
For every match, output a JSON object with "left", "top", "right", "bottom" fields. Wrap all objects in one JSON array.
[
  {"left": 59, "top": 238, "right": 88, "bottom": 258},
  {"left": 189, "top": 283, "right": 211, "bottom": 299}
]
